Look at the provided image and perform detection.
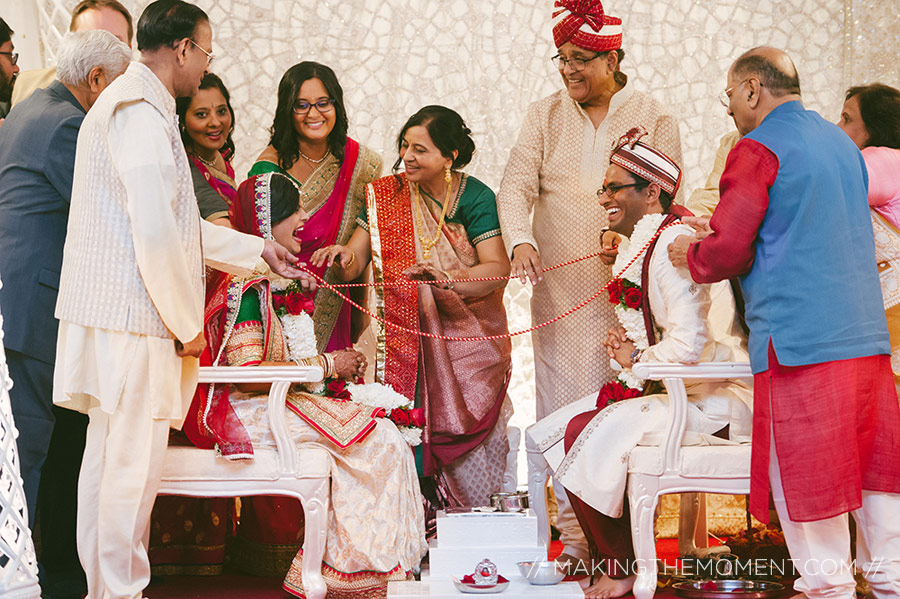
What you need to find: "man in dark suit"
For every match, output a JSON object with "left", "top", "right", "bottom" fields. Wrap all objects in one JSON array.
[{"left": 0, "top": 30, "right": 130, "bottom": 599}]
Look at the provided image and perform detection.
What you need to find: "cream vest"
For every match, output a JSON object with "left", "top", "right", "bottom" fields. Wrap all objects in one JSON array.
[{"left": 56, "top": 62, "right": 202, "bottom": 339}]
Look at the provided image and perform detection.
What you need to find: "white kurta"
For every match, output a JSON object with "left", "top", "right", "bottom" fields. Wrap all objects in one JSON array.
[
  {"left": 527, "top": 221, "right": 753, "bottom": 518},
  {"left": 52, "top": 65, "right": 270, "bottom": 599},
  {"left": 53, "top": 100, "right": 264, "bottom": 426}
]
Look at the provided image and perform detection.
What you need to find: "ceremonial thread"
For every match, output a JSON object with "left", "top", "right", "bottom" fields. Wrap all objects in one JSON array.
[{"left": 301, "top": 222, "right": 680, "bottom": 341}]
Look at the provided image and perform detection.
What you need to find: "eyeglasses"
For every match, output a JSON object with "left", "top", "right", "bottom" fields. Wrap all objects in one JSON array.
[
  {"left": 292, "top": 99, "right": 335, "bottom": 115},
  {"left": 188, "top": 39, "right": 215, "bottom": 66},
  {"left": 551, "top": 53, "right": 602, "bottom": 72},
  {"left": 719, "top": 78, "right": 758, "bottom": 107},
  {"left": 598, "top": 182, "right": 642, "bottom": 198},
  {"left": 0, "top": 51, "right": 18, "bottom": 66}
]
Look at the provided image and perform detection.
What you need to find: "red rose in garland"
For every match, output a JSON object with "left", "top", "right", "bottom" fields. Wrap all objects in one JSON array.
[
  {"left": 284, "top": 293, "right": 304, "bottom": 315},
  {"left": 390, "top": 409, "right": 411, "bottom": 426},
  {"left": 597, "top": 380, "right": 641, "bottom": 409},
  {"left": 326, "top": 378, "right": 351, "bottom": 400},
  {"left": 607, "top": 278, "right": 624, "bottom": 304},
  {"left": 273, "top": 294, "right": 286, "bottom": 312},
  {"left": 408, "top": 408, "right": 425, "bottom": 427},
  {"left": 622, "top": 286, "right": 642, "bottom": 309}
]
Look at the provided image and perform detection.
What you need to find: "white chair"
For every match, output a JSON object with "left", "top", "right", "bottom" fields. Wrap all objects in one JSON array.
[
  {"left": 526, "top": 362, "right": 752, "bottom": 599},
  {"left": 0, "top": 299, "right": 41, "bottom": 599},
  {"left": 628, "top": 362, "right": 752, "bottom": 599},
  {"left": 157, "top": 365, "right": 329, "bottom": 599}
]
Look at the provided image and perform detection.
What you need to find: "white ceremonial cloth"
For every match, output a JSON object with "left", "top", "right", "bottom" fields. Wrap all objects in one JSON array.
[
  {"left": 530, "top": 222, "right": 753, "bottom": 518},
  {"left": 53, "top": 99, "right": 265, "bottom": 426}
]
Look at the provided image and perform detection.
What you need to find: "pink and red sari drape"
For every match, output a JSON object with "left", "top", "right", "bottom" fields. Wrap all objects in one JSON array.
[
  {"left": 366, "top": 174, "right": 511, "bottom": 502},
  {"left": 190, "top": 154, "right": 238, "bottom": 207}
]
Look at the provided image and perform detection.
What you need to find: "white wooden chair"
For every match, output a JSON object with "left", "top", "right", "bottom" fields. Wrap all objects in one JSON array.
[
  {"left": 526, "top": 362, "right": 753, "bottom": 599},
  {"left": 628, "top": 362, "right": 752, "bottom": 599},
  {"left": 157, "top": 365, "right": 329, "bottom": 599}
]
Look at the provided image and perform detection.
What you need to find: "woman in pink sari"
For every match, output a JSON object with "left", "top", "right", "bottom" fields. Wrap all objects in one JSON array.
[
  {"left": 250, "top": 62, "right": 381, "bottom": 352},
  {"left": 314, "top": 106, "right": 513, "bottom": 507},
  {"left": 179, "top": 72, "right": 239, "bottom": 226},
  {"left": 235, "top": 63, "right": 382, "bottom": 572}
]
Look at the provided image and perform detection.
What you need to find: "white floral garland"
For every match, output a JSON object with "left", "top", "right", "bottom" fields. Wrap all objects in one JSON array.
[
  {"left": 610, "top": 212, "right": 666, "bottom": 390},
  {"left": 278, "top": 311, "right": 422, "bottom": 446}
]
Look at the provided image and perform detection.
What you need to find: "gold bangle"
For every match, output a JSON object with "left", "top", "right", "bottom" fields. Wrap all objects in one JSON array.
[{"left": 345, "top": 252, "right": 356, "bottom": 268}]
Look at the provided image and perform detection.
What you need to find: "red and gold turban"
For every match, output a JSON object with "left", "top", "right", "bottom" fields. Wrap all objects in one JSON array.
[
  {"left": 552, "top": 0, "right": 623, "bottom": 52},
  {"left": 610, "top": 126, "right": 682, "bottom": 196}
]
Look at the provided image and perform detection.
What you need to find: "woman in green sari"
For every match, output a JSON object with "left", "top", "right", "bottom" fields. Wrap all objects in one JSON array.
[{"left": 313, "top": 106, "right": 513, "bottom": 507}]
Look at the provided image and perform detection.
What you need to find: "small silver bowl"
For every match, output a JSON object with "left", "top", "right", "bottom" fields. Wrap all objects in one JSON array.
[
  {"left": 517, "top": 560, "right": 565, "bottom": 585},
  {"left": 490, "top": 491, "right": 529, "bottom": 512}
]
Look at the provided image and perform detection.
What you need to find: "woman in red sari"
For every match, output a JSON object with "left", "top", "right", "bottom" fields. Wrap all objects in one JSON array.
[
  {"left": 183, "top": 172, "right": 426, "bottom": 596},
  {"left": 179, "top": 72, "right": 239, "bottom": 226},
  {"left": 314, "top": 106, "right": 513, "bottom": 507}
]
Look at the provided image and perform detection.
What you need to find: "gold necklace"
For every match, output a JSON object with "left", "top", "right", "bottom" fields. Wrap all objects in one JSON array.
[
  {"left": 194, "top": 151, "right": 221, "bottom": 170},
  {"left": 413, "top": 176, "right": 454, "bottom": 259},
  {"left": 299, "top": 148, "right": 330, "bottom": 164}
]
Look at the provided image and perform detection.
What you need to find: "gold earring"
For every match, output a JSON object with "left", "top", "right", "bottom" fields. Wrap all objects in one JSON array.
[{"left": 445, "top": 164, "right": 452, "bottom": 183}]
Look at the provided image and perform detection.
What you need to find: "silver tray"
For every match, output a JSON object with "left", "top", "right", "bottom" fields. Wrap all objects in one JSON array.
[
  {"left": 451, "top": 577, "right": 510, "bottom": 594},
  {"left": 673, "top": 579, "right": 784, "bottom": 598}
]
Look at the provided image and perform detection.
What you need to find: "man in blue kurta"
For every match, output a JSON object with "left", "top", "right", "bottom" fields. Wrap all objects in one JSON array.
[{"left": 669, "top": 47, "right": 900, "bottom": 599}]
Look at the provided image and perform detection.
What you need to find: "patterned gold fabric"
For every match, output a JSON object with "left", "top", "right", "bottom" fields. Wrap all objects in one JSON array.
[
  {"left": 496, "top": 82, "right": 683, "bottom": 418},
  {"left": 284, "top": 550, "right": 411, "bottom": 599},
  {"left": 230, "top": 396, "right": 427, "bottom": 597},
  {"left": 224, "top": 320, "right": 265, "bottom": 366}
]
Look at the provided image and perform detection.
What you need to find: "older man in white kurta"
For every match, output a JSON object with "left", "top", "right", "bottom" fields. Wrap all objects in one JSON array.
[{"left": 52, "top": 5, "right": 307, "bottom": 597}]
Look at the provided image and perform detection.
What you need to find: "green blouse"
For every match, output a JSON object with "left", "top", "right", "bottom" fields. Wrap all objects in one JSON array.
[
  {"left": 357, "top": 174, "right": 502, "bottom": 245},
  {"left": 236, "top": 288, "right": 263, "bottom": 323},
  {"left": 248, "top": 160, "right": 300, "bottom": 186}
]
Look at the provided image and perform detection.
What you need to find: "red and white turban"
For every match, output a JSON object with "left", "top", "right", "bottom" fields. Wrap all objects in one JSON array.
[
  {"left": 610, "top": 126, "right": 682, "bottom": 196},
  {"left": 552, "top": 0, "right": 623, "bottom": 52}
]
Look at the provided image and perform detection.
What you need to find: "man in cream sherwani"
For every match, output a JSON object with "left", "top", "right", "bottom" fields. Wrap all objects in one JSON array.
[
  {"left": 526, "top": 131, "right": 753, "bottom": 599},
  {"left": 52, "top": 2, "right": 311, "bottom": 597}
]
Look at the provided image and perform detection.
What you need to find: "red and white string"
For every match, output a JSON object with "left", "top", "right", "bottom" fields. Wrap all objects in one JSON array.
[{"left": 298, "top": 222, "right": 679, "bottom": 342}]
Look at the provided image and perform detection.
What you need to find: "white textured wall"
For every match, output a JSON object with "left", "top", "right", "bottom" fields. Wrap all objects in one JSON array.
[{"left": 32, "top": 0, "right": 900, "bottom": 484}]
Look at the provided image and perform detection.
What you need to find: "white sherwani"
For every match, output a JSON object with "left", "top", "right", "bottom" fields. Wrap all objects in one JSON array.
[
  {"left": 527, "top": 220, "right": 753, "bottom": 519},
  {"left": 53, "top": 62, "right": 265, "bottom": 599}
]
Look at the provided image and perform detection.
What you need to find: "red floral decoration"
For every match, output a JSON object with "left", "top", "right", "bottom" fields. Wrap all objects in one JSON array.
[
  {"left": 622, "top": 287, "right": 642, "bottom": 309},
  {"left": 461, "top": 575, "right": 509, "bottom": 585},
  {"left": 325, "top": 378, "right": 352, "bottom": 400},
  {"left": 607, "top": 277, "right": 643, "bottom": 310},
  {"left": 273, "top": 291, "right": 316, "bottom": 316},
  {"left": 607, "top": 278, "right": 624, "bottom": 304},
  {"left": 390, "top": 409, "right": 410, "bottom": 426},
  {"left": 408, "top": 408, "right": 425, "bottom": 428},
  {"left": 596, "top": 380, "right": 641, "bottom": 408}
]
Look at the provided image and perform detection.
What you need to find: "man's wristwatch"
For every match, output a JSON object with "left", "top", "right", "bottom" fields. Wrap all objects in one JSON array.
[{"left": 629, "top": 348, "right": 643, "bottom": 365}]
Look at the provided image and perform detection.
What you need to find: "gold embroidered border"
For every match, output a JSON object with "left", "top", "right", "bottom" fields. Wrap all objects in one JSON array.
[
  {"left": 311, "top": 147, "right": 381, "bottom": 352},
  {"left": 367, "top": 182, "right": 387, "bottom": 384}
]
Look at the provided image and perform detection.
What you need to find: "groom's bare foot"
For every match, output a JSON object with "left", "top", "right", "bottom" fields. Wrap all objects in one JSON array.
[{"left": 582, "top": 574, "right": 636, "bottom": 599}]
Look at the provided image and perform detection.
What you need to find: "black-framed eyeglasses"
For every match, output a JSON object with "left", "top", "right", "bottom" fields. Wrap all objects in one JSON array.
[
  {"left": 0, "top": 51, "right": 18, "bottom": 66},
  {"left": 188, "top": 39, "right": 215, "bottom": 66},
  {"left": 551, "top": 53, "right": 602, "bottom": 71},
  {"left": 598, "top": 182, "right": 642, "bottom": 198},
  {"left": 293, "top": 98, "right": 335, "bottom": 115}
]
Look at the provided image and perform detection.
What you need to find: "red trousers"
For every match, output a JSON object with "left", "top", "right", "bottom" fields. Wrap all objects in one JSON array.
[{"left": 563, "top": 408, "right": 635, "bottom": 579}]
